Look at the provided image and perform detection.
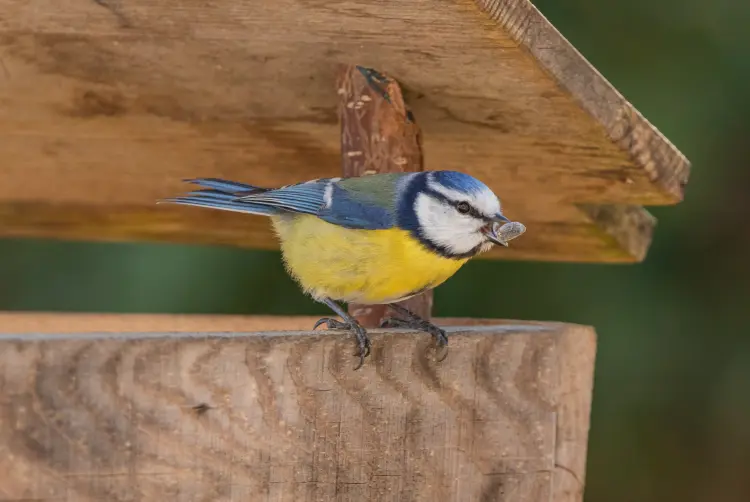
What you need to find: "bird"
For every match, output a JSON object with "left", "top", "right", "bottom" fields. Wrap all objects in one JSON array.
[{"left": 160, "top": 170, "right": 517, "bottom": 369}]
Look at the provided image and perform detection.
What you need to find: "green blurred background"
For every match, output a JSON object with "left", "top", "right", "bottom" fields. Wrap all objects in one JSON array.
[{"left": 2, "top": 1, "right": 748, "bottom": 501}]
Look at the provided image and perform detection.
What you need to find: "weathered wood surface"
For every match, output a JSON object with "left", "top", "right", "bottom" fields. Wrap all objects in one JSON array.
[
  {"left": 0, "top": 312, "right": 550, "bottom": 332},
  {"left": 338, "top": 64, "right": 433, "bottom": 324},
  {"left": 0, "top": 315, "right": 596, "bottom": 502},
  {"left": 0, "top": 0, "right": 689, "bottom": 262}
]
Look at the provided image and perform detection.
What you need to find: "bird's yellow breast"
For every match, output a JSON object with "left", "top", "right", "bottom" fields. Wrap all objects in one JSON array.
[{"left": 271, "top": 214, "right": 468, "bottom": 304}]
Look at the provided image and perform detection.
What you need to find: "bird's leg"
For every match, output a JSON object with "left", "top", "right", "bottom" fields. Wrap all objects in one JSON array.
[
  {"left": 381, "top": 303, "right": 449, "bottom": 362},
  {"left": 313, "top": 297, "right": 371, "bottom": 369}
]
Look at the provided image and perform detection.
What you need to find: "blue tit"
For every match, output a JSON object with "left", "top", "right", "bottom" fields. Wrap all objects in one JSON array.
[{"left": 161, "top": 170, "right": 511, "bottom": 368}]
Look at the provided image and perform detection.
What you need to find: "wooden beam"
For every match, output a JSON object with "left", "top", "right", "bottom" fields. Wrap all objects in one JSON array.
[
  {"left": 0, "top": 0, "right": 689, "bottom": 262},
  {"left": 0, "top": 312, "right": 562, "bottom": 333},
  {"left": 337, "top": 64, "right": 433, "bottom": 325},
  {"left": 0, "top": 313, "right": 596, "bottom": 502},
  {"left": 0, "top": 312, "right": 323, "bottom": 333},
  {"left": 0, "top": 200, "right": 654, "bottom": 263}
]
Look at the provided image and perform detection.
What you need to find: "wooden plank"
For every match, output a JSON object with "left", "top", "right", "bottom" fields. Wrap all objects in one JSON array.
[
  {"left": 0, "top": 200, "right": 653, "bottom": 263},
  {"left": 0, "top": 0, "right": 689, "bottom": 262},
  {"left": 0, "top": 315, "right": 596, "bottom": 502},
  {"left": 0, "top": 312, "right": 555, "bottom": 333},
  {"left": 0, "top": 312, "right": 323, "bottom": 333},
  {"left": 338, "top": 64, "right": 433, "bottom": 324},
  {"left": 474, "top": 0, "right": 690, "bottom": 202}
]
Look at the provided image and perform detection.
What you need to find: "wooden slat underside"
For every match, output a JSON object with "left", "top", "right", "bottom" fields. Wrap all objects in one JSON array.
[
  {"left": 0, "top": 0, "right": 688, "bottom": 262},
  {"left": 0, "top": 313, "right": 595, "bottom": 502}
]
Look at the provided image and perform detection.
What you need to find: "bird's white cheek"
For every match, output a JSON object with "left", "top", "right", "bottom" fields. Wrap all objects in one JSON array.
[{"left": 415, "top": 194, "right": 485, "bottom": 254}]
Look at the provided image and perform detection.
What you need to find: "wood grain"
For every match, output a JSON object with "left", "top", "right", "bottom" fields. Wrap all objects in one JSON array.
[
  {"left": 0, "top": 0, "right": 688, "bottom": 262},
  {"left": 338, "top": 64, "right": 433, "bottom": 325},
  {"left": 0, "top": 318, "right": 596, "bottom": 502}
]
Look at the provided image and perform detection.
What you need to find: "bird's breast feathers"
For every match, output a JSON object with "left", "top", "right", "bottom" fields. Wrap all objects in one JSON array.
[{"left": 272, "top": 214, "right": 468, "bottom": 304}]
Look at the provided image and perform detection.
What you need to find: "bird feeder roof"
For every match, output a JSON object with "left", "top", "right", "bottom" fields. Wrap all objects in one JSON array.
[{"left": 0, "top": 0, "right": 689, "bottom": 262}]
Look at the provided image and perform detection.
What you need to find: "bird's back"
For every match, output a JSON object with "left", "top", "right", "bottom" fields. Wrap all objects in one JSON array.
[{"left": 272, "top": 213, "right": 468, "bottom": 305}]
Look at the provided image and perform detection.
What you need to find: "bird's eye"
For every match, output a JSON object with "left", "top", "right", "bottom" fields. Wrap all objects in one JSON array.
[{"left": 456, "top": 202, "right": 471, "bottom": 214}]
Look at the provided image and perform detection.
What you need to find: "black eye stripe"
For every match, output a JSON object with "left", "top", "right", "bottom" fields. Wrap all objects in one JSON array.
[
  {"left": 453, "top": 201, "right": 484, "bottom": 219},
  {"left": 423, "top": 188, "right": 489, "bottom": 220}
]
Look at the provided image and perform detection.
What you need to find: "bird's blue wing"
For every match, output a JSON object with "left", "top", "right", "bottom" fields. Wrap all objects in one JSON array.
[
  {"left": 320, "top": 172, "right": 410, "bottom": 229},
  {"left": 318, "top": 184, "right": 394, "bottom": 229},
  {"left": 162, "top": 176, "right": 402, "bottom": 230},
  {"left": 242, "top": 178, "right": 397, "bottom": 229}
]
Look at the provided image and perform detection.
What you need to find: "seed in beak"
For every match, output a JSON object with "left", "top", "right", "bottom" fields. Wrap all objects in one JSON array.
[{"left": 482, "top": 221, "right": 526, "bottom": 247}]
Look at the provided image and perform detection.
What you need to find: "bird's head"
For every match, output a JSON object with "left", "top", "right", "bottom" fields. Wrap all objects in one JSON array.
[{"left": 399, "top": 171, "right": 511, "bottom": 258}]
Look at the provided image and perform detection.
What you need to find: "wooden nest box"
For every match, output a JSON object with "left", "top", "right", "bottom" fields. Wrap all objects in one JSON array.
[{"left": 0, "top": 1, "right": 689, "bottom": 501}]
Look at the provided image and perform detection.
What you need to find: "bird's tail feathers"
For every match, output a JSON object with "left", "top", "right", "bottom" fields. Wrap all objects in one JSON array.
[
  {"left": 182, "top": 177, "right": 268, "bottom": 195},
  {"left": 158, "top": 178, "right": 281, "bottom": 217}
]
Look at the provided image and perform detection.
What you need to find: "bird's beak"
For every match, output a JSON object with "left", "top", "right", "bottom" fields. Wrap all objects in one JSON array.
[{"left": 482, "top": 214, "right": 511, "bottom": 247}]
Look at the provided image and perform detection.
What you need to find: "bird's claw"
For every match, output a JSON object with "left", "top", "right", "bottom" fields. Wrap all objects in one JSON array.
[
  {"left": 313, "top": 317, "right": 351, "bottom": 331},
  {"left": 313, "top": 316, "right": 371, "bottom": 370},
  {"left": 381, "top": 311, "right": 449, "bottom": 361},
  {"left": 435, "top": 342, "right": 449, "bottom": 362},
  {"left": 353, "top": 324, "right": 371, "bottom": 370}
]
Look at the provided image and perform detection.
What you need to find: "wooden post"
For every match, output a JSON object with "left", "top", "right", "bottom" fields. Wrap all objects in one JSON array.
[
  {"left": 336, "top": 64, "right": 433, "bottom": 328},
  {"left": 0, "top": 313, "right": 595, "bottom": 502}
]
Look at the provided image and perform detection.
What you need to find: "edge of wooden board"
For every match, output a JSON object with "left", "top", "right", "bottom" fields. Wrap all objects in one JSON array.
[
  {"left": 0, "top": 312, "right": 578, "bottom": 333},
  {"left": 0, "top": 201, "right": 655, "bottom": 263},
  {"left": 473, "top": 0, "right": 690, "bottom": 202}
]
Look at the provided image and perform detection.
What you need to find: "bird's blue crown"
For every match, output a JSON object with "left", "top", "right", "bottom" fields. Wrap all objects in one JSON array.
[{"left": 430, "top": 171, "right": 491, "bottom": 195}]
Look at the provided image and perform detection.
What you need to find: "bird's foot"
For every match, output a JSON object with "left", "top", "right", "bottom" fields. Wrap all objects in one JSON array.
[
  {"left": 313, "top": 317, "right": 371, "bottom": 369},
  {"left": 313, "top": 317, "right": 351, "bottom": 331},
  {"left": 380, "top": 307, "right": 449, "bottom": 362}
]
